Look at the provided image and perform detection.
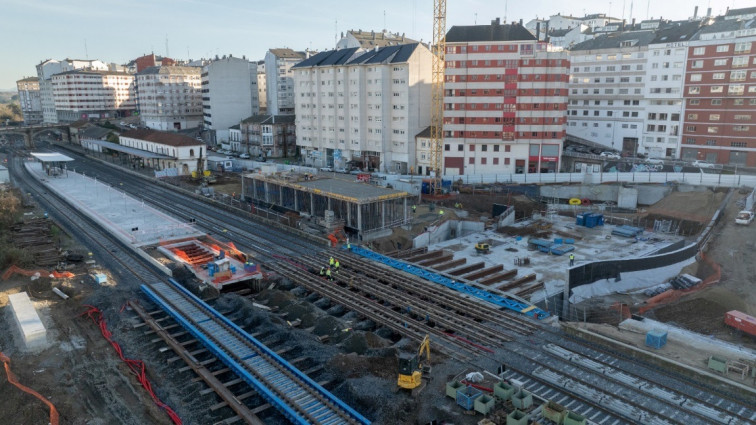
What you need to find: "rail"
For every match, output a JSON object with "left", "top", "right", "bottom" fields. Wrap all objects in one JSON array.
[
  {"left": 349, "top": 246, "right": 550, "bottom": 319},
  {"left": 141, "top": 278, "right": 370, "bottom": 425}
]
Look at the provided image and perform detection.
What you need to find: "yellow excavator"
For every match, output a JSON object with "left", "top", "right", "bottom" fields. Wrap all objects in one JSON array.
[{"left": 397, "top": 334, "right": 431, "bottom": 395}]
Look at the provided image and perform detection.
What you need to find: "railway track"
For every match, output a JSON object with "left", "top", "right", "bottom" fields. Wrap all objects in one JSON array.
[
  {"left": 38, "top": 145, "right": 756, "bottom": 425},
  {"left": 142, "top": 278, "right": 370, "bottom": 425}
]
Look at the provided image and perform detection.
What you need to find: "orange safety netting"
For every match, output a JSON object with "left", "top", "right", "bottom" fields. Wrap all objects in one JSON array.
[
  {"left": 1, "top": 265, "right": 74, "bottom": 281},
  {"left": 80, "top": 305, "right": 182, "bottom": 425},
  {"left": 638, "top": 252, "right": 722, "bottom": 314},
  {"left": 0, "top": 352, "right": 60, "bottom": 425}
]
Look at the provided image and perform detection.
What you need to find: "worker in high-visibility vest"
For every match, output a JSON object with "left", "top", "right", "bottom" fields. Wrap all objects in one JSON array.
[
  {"left": 319, "top": 266, "right": 326, "bottom": 276},
  {"left": 412, "top": 205, "right": 417, "bottom": 214},
  {"left": 569, "top": 253, "right": 575, "bottom": 266},
  {"left": 325, "top": 267, "right": 333, "bottom": 281},
  {"left": 329, "top": 256, "right": 335, "bottom": 266},
  {"left": 439, "top": 209, "right": 444, "bottom": 216},
  {"left": 334, "top": 259, "right": 340, "bottom": 274}
]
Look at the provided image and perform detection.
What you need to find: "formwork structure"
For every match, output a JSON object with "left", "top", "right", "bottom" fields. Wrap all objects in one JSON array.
[{"left": 242, "top": 173, "right": 414, "bottom": 239}]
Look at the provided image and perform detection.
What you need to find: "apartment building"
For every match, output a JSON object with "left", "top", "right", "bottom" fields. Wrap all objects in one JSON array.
[
  {"left": 567, "top": 31, "right": 656, "bottom": 154},
  {"left": 50, "top": 70, "right": 135, "bottom": 123},
  {"left": 257, "top": 61, "right": 267, "bottom": 112},
  {"left": 443, "top": 19, "right": 569, "bottom": 175},
  {"left": 36, "top": 59, "right": 109, "bottom": 123},
  {"left": 681, "top": 17, "right": 756, "bottom": 166},
  {"left": 240, "top": 114, "right": 296, "bottom": 158},
  {"left": 201, "top": 56, "right": 259, "bottom": 143},
  {"left": 641, "top": 22, "right": 702, "bottom": 159},
  {"left": 336, "top": 29, "right": 419, "bottom": 49},
  {"left": 293, "top": 43, "right": 433, "bottom": 173},
  {"left": 265, "top": 49, "right": 307, "bottom": 115},
  {"left": 16, "top": 77, "right": 42, "bottom": 124},
  {"left": 136, "top": 66, "right": 203, "bottom": 131}
]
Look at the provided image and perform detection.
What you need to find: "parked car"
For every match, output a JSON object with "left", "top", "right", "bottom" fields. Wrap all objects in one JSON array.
[
  {"left": 239, "top": 153, "right": 250, "bottom": 159},
  {"left": 334, "top": 168, "right": 348, "bottom": 173},
  {"left": 735, "top": 210, "right": 754, "bottom": 225},
  {"left": 691, "top": 159, "right": 716, "bottom": 168},
  {"left": 645, "top": 158, "right": 665, "bottom": 165},
  {"left": 600, "top": 151, "right": 621, "bottom": 160},
  {"left": 319, "top": 167, "right": 333, "bottom": 172}
]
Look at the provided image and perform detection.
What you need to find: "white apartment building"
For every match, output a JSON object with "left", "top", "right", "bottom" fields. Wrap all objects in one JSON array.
[
  {"left": 201, "top": 56, "right": 259, "bottom": 143},
  {"left": 36, "top": 59, "right": 109, "bottom": 123},
  {"left": 119, "top": 129, "right": 206, "bottom": 175},
  {"left": 641, "top": 22, "right": 702, "bottom": 159},
  {"left": 51, "top": 70, "right": 135, "bottom": 123},
  {"left": 16, "top": 77, "right": 42, "bottom": 124},
  {"left": 257, "top": 61, "right": 267, "bottom": 112},
  {"left": 567, "top": 31, "right": 656, "bottom": 154},
  {"left": 136, "top": 66, "right": 203, "bottom": 131},
  {"left": 293, "top": 43, "right": 433, "bottom": 173},
  {"left": 414, "top": 127, "right": 432, "bottom": 175},
  {"left": 265, "top": 49, "right": 307, "bottom": 115}
]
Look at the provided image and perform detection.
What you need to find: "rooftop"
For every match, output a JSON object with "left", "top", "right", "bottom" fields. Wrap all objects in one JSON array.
[
  {"left": 446, "top": 20, "right": 536, "bottom": 43},
  {"left": 52, "top": 69, "right": 133, "bottom": 77},
  {"left": 650, "top": 21, "right": 703, "bottom": 44},
  {"left": 246, "top": 174, "right": 411, "bottom": 204},
  {"left": 570, "top": 30, "right": 656, "bottom": 50},
  {"left": 293, "top": 44, "right": 421, "bottom": 68},
  {"left": 346, "top": 29, "right": 420, "bottom": 48},
  {"left": 120, "top": 129, "right": 204, "bottom": 147},
  {"left": 137, "top": 65, "right": 201, "bottom": 75},
  {"left": 31, "top": 152, "right": 74, "bottom": 162},
  {"left": 241, "top": 114, "right": 296, "bottom": 125},
  {"left": 269, "top": 48, "right": 307, "bottom": 59}
]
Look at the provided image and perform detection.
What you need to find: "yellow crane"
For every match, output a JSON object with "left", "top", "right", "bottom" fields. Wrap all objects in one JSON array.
[
  {"left": 428, "top": 0, "right": 447, "bottom": 194},
  {"left": 397, "top": 334, "right": 431, "bottom": 394}
]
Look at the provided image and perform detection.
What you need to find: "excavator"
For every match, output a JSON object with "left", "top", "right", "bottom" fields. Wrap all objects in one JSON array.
[{"left": 397, "top": 334, "right": 431, "bottom": 395}]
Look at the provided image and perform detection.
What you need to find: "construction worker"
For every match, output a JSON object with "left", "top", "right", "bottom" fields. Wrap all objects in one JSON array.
[
  {"left": 438, "top": 209, "right": 444, "bottom": 216},
  {"left": 326, "top": 266, "right": 333, "bottom": 281},
  {"left": 411, "top": 205, "right": 417, "bottom": 214},
  {"left": 347, "top": 241, "right": 352, "bottom": 250},
  {"left": 569, "top": 253, "right": 575, "bottom": 266},
  {"left": 329, "top": 256, "right": 335, "bottom": 267},
  {"left": 334, "top": 259, "right": 340, "bottom": 274},
  {"left": 319, "top": 266, "right": 325, "bottom": 277}
]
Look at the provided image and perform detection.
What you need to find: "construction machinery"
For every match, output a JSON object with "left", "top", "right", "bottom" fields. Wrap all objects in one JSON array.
[
  {"left": 397, "top": 334, "right": 431, "bottom": 395},
  {"left": 475, "top": 242, "right": 491, "bottom": 254}
]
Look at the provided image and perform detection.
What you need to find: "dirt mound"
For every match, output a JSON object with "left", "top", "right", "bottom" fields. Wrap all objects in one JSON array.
[{"left": 645, "top": 190, "right": 725, "bottom": 223}]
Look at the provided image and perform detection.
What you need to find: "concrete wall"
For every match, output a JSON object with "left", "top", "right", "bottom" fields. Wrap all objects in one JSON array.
[
  {"left": 539, "top": 184, "right": 672, "bottom": 206},
  {"left": 0, "top": 166, "right": 9, "bottom": 184},
  {"left": 617, "top": 187, "right": 638, "bottom": 209},
  {"left": 412, "top": 219, "right": 483, "bottom": 248}
]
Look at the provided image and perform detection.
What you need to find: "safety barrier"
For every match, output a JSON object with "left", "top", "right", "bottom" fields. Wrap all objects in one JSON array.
[{"left": 349, "top": 246, "right": 549, "bottom": 319}]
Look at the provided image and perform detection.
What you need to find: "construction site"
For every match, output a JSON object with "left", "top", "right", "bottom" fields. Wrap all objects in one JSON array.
[{"left": 2, "top": 134, "right": 756, "bottom": 425}]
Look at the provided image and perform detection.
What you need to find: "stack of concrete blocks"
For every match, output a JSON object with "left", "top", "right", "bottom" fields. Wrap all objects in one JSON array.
[{"left": 8, "top": 292, "right": 47, "bottom": 350}]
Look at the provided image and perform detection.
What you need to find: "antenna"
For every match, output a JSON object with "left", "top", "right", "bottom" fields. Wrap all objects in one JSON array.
[
  {"left": 475, "top": 13, "right": 478, "bottom": 25},
  {"left": 383, "top": 10, "right": 386, "bottom": 31},
  {"left": 187, "top": 46, "right": 190, "bottom": 60},
  {"left": 84, "top": 39, "right": 88, "bottom": 59},
  {"left": 335, "top": 19, "right": 338, "bottom": 46},
  {"left": 165, "top": 34, "right": 169, "bottom": 58}
]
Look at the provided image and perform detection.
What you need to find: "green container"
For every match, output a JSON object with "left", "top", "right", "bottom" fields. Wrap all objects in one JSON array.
[
  {"left": 542, "top": 400, "right": 567, "bottom": 424},
  {"left": 512, "top": 389, "right": 533, "bottom": 410},
  {"left": 506, "top": 409, "right": 531, "bottom": 425},
  {"left": 494, "top": 381, "right": 515, "bottom": 401},
  {"left": 707, "top": 356, "right": 727, "bottom": 374},
  {"left": 564, "top": 411, "right": 587, "bottom": 425},
  {"left": 446, "top": 380, "right": 464, "bottom": 399},
  {"left": 474, "top": 394, "right": 496, "bottom": 415}
]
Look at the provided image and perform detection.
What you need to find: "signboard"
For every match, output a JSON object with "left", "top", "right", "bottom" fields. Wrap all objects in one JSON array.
[{"left": 357, "top": 173, "right": 370, "bottom": 182}]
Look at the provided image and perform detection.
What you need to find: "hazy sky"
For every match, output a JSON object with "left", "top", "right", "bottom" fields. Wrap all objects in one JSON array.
[{"left": 0, "top": 0, "right": 744, "bottom": 89}]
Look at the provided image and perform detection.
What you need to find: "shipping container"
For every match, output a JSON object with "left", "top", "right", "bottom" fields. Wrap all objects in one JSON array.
[{"left": 725, "top": 310, "right": 756, "bottom": 337}]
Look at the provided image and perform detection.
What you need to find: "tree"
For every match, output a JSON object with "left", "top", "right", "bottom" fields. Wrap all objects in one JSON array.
[{"left": 106, "top": 132, "right": 120, "bottom": 144}]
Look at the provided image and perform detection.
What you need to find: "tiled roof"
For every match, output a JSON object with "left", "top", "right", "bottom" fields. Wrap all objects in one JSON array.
[
  {"left": 120, "top": 129, "right": 204, "bottom": 147},
  {"left": 17, "top": 77, "right": 39, "bottom": 82},
  {"left": 294, "top": 48, "right": 360, "bottom": 68},
  {"left": 241, "top": 114, "right": 296, "bottom": 125},
  {"left": 416, "top": 126, "right": 431, "bottom": 138},
  {"left": 446, "top": 22, "right": 536, "bottom": 42},
  {"left": 269, "top": 48, "right": 306, "bottom": 59},
  {"left": 294, "top": 44, "right": 421, "bottom": 68},
  {"left": 650, "top": 21, "right": 703, "bottom": 44},
  {"left": 137, "top": 65, "right": 201, "bottom": 75}
]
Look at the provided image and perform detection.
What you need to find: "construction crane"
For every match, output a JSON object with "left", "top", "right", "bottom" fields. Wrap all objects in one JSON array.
[
  {"left": 428, "top": 0, "right": 447, "bottom": 194},
  {"left": 397, "top": 334, "right": 431, "bottom": 394}
]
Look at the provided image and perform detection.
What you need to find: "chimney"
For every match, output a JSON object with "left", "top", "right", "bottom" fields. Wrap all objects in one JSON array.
[
  {"left": 707, "top": 7, "right": 712, "bottom": 17},
  {"left": 519, "top": 19, "right": 523, "bottom": 26},
  {"left": 632, "top": 18, "right": 636, "bottom": 28},
  {"left": 693, "top": 6, "right": 698, "bottom": 18},
  {"left": 492, "top": 17, "right": 500, "bottom": 26},
  {"left": 536, "top": 22, "right": 541, "bottom": 40},
  {"left": 544, "top": 21, "right": 550, "bottom": 42}
]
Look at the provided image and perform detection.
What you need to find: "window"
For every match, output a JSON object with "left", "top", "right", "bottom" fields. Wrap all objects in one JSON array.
[
  {"left": 710, "top": 86, "right": 723, "bottom": 93},
  {"left": 690, "top": 74, "right": 702, "bottom": 82},
  {"left": 457, "top": 144, "right": 463, "bottom": 151},
  {"left": 468, "top": 157, "right": 474, "bottom": 164},
  {"left": 729, "top": 84, "right": 745, "bottom": 95},
  {"left": 733, "top": 126, "right": 750, "bottom": 132},
  {"left": 706, "top": 139, "right": 717, "bottom": 146},
  {"left": 711, "top": 99, "right": 722, "bottom": 105},
  {"left": 693, "top": 47, "right": 706, "bottom": 55},
  {"left": 716, "top": 45, "right": 729, "bottom": 52},
  {"left": 444, "top": 144, "right": 450, "bottom": 151},
  {"left": 734, "top": 114, "right": 751, "bottom": 121},
  {"left": 709, "top": 114, "right": 720, "bottom": 121},
  {"left": 733, "top": 56, "right": 748, "bottom": 67},
  {"left": 707, "top": 126, "right": 718, "bottom": 134},
  {"left": 688, "top": 87, "right": 700, "bottom": 94},
  {"left": 712, "top": 72, "right": 725, "bottom": 80},
  {"left": 714, "top": 59, "right": 727, "bottom": 66},
  {"left": 691, "top": 60, "right": 703, "bottom": 68},
  {"left": 687, "top": 113, "right": 698, "bottom": 120},
  {"left": 735, "top": 42, "right": 752, "bottom": 53}
]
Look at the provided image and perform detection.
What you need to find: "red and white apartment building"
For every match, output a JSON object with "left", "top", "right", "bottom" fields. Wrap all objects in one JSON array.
[
  {"left": 681, "top": 17, "right": 756, "bottom": 166},
  {"left": 442, "top": 18, "right": 569, "bottom": 175}
]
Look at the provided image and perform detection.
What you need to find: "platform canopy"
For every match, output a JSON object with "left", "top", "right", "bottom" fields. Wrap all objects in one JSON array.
[
  {"left": 30, "top": 152, "right": 74, "bottom": 162},
  {"left": 82, "top": 139, "right": 174, "bottom": 159}
]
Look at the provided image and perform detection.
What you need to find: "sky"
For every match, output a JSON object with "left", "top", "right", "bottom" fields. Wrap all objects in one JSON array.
[{"left": 0, "top": 0, "right": 746, "bottom": 90}]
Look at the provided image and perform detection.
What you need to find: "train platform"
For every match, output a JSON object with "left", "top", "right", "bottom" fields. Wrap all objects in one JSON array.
[{"left": 25, "top": 159, "right": 204, "bottom": 247}]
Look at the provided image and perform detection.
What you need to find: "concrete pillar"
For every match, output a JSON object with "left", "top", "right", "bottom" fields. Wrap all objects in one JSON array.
[
  {"left": 264, "top": 181, "right": 270, "bottom": 203},
  {"left": 357, "top": 204, "right": 362, "bottom": 235},
  {"left": 279, "top": 183, "right": 283, "bottom": 206},
  {"left": 403, "top": 198, "right": 408, "bottom": 222},
  {"left": 562, "top": 272, "right": 571, "bottom": 320},
  {"left": 294, "top": 188, "right": 298, "bottom": 211},
  {"left": 347, "top": 201, "right": 351, "bottom": 227},
  {"left": 24, "top": 133, "right": 32, "bottom": 149},
  {"left": 310, "top": 192, "right": 314, "bottom": 216},
  {"left": 382, "top": 201, "right": 385, "bottom": 228}
]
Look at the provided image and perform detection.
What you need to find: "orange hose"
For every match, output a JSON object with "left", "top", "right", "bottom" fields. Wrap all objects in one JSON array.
[{"left": 0, "top": 352, "right": 60, "bottom": 425}]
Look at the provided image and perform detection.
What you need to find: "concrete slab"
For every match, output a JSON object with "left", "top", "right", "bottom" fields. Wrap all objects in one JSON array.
[
  {"left": 25, "top": 161, "right": 204, "bottom": 246},
  {"left": 426, "top": 214, "right": 688, "bottom": 303},
  {"left": 8, "top": 292, "right": 47, "bottom": 350}
]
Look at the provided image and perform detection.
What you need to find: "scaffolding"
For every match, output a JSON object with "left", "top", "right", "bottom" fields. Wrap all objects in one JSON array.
[{"left": 242, "top": 173, "right": 414, "bottom": 238}]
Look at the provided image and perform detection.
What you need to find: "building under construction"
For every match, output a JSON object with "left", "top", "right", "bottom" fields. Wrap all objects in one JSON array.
[{"left": 242, "top": 173, "right": 414, "bottom": 240}]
